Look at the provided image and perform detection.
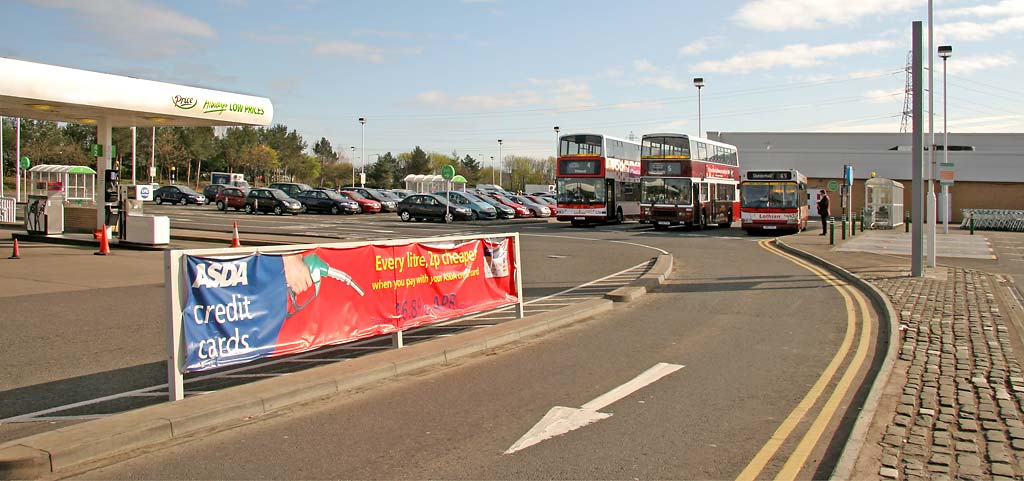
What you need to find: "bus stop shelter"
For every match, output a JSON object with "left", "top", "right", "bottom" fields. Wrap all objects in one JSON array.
[
  {"left": 28, "top": 164, "right": 97, "bottom": 203},
  {"left": 0, "top": 57, "right": 274, "bottom": 230}
]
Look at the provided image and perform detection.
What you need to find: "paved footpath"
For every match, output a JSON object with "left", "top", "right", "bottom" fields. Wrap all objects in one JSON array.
[{"left": 783, "top": 228, "right": 1024, "bottom": 480}]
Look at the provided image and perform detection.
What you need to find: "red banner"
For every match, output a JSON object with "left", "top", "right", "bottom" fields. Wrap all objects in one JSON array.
[{"left": 182, "top": 236, "right": 518, "bottom": 371}]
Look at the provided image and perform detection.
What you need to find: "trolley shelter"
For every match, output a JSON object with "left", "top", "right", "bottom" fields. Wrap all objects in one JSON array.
[
  {"left": 0, "top": 57, "right": 274, "bottom": 232},
  {"left": 28, "top": 164, "right": 97, "bottom": 203},
  {"left": 864, "top": 177, "right": 905, "bottom": 229}
]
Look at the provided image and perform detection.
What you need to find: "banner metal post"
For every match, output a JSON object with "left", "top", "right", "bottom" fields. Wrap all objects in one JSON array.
[{"left": 165, "top": 250, "right": 186, "bottom": 401}]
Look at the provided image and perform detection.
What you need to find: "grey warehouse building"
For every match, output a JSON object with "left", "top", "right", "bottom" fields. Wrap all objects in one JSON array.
[{"left": 707, "top": 132, "right": 1024, "bottom": 222}]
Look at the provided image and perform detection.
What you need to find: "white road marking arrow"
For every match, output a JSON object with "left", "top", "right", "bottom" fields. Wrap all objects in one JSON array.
[{"left": 505, "top": 362, "right": 684, "bottom": 454}]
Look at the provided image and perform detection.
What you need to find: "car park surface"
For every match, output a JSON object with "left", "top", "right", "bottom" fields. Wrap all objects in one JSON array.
[
  {"left": 396, "top": 193, "right": 473, "bottom": 223},
  {"left": 294, "top": 189, "right": 360, "bottom": 215},
  {"left": 153, "top": 185, "right": 206, "bottom": 205},
  {"left": 244, "top": 188, "right": 303, "bottom": 215}
]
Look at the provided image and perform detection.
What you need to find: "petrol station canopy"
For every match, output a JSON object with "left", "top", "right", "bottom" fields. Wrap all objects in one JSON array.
[{"left": 0, "top": 57, "right": 273, "bottom": 128}]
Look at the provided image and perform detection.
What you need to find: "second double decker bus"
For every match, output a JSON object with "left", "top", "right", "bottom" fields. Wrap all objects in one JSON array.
[
  {"left": 639, "top": 133, "right": 740, "bottom": 230},
  {"left": 739, "top": 169, "right": 809, "bottom": 234},
  {"left": 555, "top": 133, "right": 641, "bottom": 226}
]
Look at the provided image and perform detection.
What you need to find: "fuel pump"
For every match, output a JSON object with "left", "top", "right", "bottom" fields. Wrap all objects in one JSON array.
[
  {"left": 103, "top": 169, "right": 120, "bottom": 235},
  {"left": 118, "top": 184, "right": 154, "bottom": 241}
]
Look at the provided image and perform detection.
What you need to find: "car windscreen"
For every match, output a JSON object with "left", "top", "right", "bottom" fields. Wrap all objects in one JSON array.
[
  {"left": 178, "top": 186, "right": 200, "bottom": 195},
  {"left": 325, "top": 191, "right": 348, "bottom": 201},
  {"left": 269, "top": 189, "right": 291, "bottom": 200},
  {"left": 345, "top": 191, "right": 366, "bottom": 200}
]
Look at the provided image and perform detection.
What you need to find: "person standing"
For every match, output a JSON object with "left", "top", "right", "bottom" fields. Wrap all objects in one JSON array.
[{"left": 816, "top": 191, "right": 831, "bottom": 235}]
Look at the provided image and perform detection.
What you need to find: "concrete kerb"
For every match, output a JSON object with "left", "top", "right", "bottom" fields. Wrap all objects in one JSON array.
[
  {"left": 607, "top": 252, "right": 673, "bottom": 301},
  {"left": 773, "top": 237, "right": 900, "bottom": 481},
  {"left": 0, "top": 298, "right": 618, "bottom": 479}
]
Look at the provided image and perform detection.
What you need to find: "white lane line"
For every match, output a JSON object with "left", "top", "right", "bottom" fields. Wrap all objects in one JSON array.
[{"left": 505, "top": 363, "right": 684, "bottom": 454}]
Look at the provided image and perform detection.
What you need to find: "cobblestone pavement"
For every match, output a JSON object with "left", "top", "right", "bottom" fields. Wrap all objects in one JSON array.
[
  {"left": 864, "top": 266, "right": 1024, "bottom": 480},
  {"left": 784, "top": 229, "right": 1024, "bottom": 480}
]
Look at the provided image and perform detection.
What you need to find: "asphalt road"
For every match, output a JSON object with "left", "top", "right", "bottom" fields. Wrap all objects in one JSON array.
[
  {"left": 70, "top": 225, "right": 873, "bottom": 480},
  {"left": 0, "top": 218, "right": 658, "bottom": 443}
]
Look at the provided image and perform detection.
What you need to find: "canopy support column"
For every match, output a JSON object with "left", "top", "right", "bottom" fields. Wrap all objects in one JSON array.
[{"left": 96, "top": 117, "right": 113, "bottom": 230}]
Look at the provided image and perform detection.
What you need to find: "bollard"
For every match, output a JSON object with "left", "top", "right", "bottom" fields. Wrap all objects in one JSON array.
[
  {"left": 842, "top": 216, "right": 847, "bottom": 240},
  {"left": 860, "top": 210, "right": 865, "bottom": 232},
  {"left": 970, "top": 214, "right": 974, "bottom": 235},
  {"left": 905, "top": 212, "right": 910, "bottom": 233},
  {"left": 829, "top": 217, "right": 835, "bottom": 245}
]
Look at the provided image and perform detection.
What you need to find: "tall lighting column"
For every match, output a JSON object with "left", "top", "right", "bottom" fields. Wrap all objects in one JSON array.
[
  {"left": 497, "top": 139, "right": 503, "bottom": 189},
  {"left": 693, "top": 77, "right": 705, "bottom": 137},
  {"left": 939, "top": 45, "right": 952, "bottom": 234},
  {"left": 553, "top": 126, "right": 560, "bottom": 157},
  {"left": 927, "top": 0, "right": 936, "bottom": 267},
  {"left": 358, "top": 117, "right": 366, "bottom": 188}
]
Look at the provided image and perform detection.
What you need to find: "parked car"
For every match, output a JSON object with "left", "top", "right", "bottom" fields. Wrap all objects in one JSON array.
[
  {"left": 202, "top": 184, "right": 227, "bottom": 205},
  {"left": 487, "top": 193, "right": 532, "bottom": 218},
  {"left": 340, "top": 187, "right": 398, "bottom": 212},
  {"left": 215, "top": 187, "right": 249, "bottom": 211},
  {"left": 244, "top": 188, "right": 303, "bottom": 215},
  {"left": 472, "top": 193, "right": 517, "bottom": 219},
  {"left": 269, "top": 182, "right": 314, "bottom": 198},
  {"left": 294, "top": 189, "right": 360, "bottom": 215},
  {"left": 397, "top": 194, "right": 473, "bottom": 223},
  {"left": 153, "top": 185, "right": 206, "bottom": 205},
  {"left": 387, "top": 188, "right": 414, "bottom": 199},
  {"left": 339, "top": 190, "right": 382, "bottom": 213},
  {"left": 433, "top": 191, "right": 498, "bottom": 220},
  {"left": 525, "top": 194, "right": 558, "bottom": 215}
]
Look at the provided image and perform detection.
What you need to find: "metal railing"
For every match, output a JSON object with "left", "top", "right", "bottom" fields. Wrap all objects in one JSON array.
[{"left": 960, "top": 209, "right": 1024, "bottom": 232}]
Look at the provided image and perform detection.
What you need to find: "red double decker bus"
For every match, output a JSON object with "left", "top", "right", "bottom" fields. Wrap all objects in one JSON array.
[
  {"left": 639, "top": 133, "right": 740, "bottom": 230},
  {"left": 739, "top": 169, "right": 809, "bottom": 234},
  {"left": 555, "top": 133, "right": 641, "bottom": 226}
]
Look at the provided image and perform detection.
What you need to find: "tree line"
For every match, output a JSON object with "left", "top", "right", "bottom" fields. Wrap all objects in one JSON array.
[{"left": 0, "top": 119, "right": 555, "bottom": 190}]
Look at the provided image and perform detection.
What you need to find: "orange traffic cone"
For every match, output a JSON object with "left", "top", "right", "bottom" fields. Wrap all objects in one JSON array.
[
  {"left": 95, "top": 225, "right": 110, "bottom": 256},
  {"left": 8, "top": 239, "right": 21, "bottom": 259},
  {"left": 230, "top": 222, "right": 242, "bottom": 248}
]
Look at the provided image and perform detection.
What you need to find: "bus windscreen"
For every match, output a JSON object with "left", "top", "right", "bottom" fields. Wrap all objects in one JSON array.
[
  {"left": 741, "top": 182, "right": 799, "bottom": 209},
  {"left": 641, "top": 177, "right": 691, "bottom": 204},
  {"left": 557, "top": 178, "right": 605, "bottom": 204},
  {"left": 642, "top": 136, "right": 690, "bottom": 159}
]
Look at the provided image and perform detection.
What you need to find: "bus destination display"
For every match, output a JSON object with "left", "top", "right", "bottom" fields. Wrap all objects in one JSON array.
[
  {"left": 559, "top": 159, "right": 601, "bottom": 175},
  {"left": 747, "top": 171, "right": 792, "bottom": 181}
]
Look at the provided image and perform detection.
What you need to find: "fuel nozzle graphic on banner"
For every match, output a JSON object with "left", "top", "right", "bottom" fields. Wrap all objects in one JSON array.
[{"left": 288, "top": 253, "right": 365, "bottom": 313}]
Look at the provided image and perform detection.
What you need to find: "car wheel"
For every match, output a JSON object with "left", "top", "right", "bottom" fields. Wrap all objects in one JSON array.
[
  {"left": 444, "top": 212, "right": 454, "bottom": 223},
  {"left": 216, "top": 201, "right": 226, "bottom": 211},
  {"left": 274, "top": 205, "right": 283, "bottom": 216},
  {"left": 399, "top": 210, "right": 412, "bottom": 222},
  {"left": 471, "top": 211, "right": 479, "bottom": 221},
  {"left": 244, "top": 204, "right": 254, "bottom": 214},
  {"left": 179, "top": 198, "right": 187, "bottom": 206},
  {"left": 330, "top": 205, "right": 340, "bottom": 215}
]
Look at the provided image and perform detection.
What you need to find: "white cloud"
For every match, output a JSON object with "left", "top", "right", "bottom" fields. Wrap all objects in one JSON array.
[
  {"left": 733, "top": 0, "right": 918, "bottom": 31},
  {"left": 863, "top": 89, "right": 902, "bottom": 104},
  {"left": 28, "top": 0, "right": 216, "bottom": 58},
  {"left": 940, "top": 16, "right": 1024, "bottom": 41},
  {"left": 415, "top": 90, "right": 544, "bottom": 111},
  {"left": 946, "top": 54, "right": 1017, "bottom": 75},
  {"left": 693, "top": 40, "right": 896, "bottom": 74},
  {"left": 549, "top": 80, "right": 596, "bottom": 111},
  {"left": 942, "top": 0, "right": 1024, "bottom": 18},
  {"left": 639, "top": 75, "right": 693, "bottom": 91},
  {"left": 633, "top": 59, "right": 657, "bottom": 73},
  {"left": 679, "top": 39, "right": 709, "bottom": 56},
  {"left": 312, "top": 41, "right": 422, "bottom": 63}
]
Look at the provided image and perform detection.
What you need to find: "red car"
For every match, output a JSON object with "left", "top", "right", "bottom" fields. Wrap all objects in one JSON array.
[
  {"left": 525, "top": 194, "right": 558, "bottom": 215},
  {"left": 488, "top": 194, "right": 531, "bottom": 218},
  {"left": 340, "top": 190, "right": 382, "bottom": 213},
  {"left": 214, "top": 187, "right": 249, "bottom": 211}
]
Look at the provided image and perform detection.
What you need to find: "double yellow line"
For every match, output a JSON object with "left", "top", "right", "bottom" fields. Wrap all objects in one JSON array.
[{"left": 736, "top": 240, "right": 874, "bottom": 481}]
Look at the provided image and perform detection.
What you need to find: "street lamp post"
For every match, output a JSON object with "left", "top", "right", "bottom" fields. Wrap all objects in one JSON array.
[
  {"left": 490, "top": 156, "right": 495, "bottom": 184},
  {"left": 553, "top": 126, "right": 560, "bottom": 158},
  {"left": 350, "top": 146, "right": 356, "bottom": 187},
  {"left": 497, "top": 139, "right": 503, "bottom": 189},
  {"left": 927, "top": 0, "right": 936, "bottom": 267},
  {"left": 939, "top": 45, "right": 952, "bottom": 234},
  {"left": 693, "top": 77, "right": 705, "bottom": 137},
  {"left": 358, "top": 117, "right": 366, "bottom": 188}
]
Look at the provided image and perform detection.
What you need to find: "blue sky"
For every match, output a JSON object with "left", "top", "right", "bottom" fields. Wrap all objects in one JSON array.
[{"left": 2, "top": 0, "right": 1022, "bottom": 166}]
